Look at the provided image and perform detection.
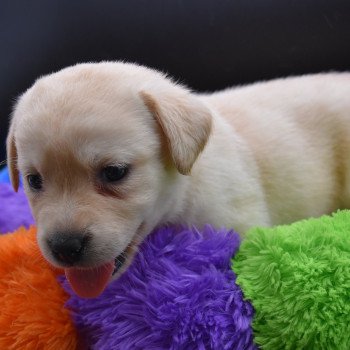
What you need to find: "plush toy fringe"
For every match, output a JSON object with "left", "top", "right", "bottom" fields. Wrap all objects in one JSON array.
[{"left": 233, "top": 210, "right": 350, "bottom": 350}]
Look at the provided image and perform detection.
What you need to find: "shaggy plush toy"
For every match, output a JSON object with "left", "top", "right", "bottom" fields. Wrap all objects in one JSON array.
[
  {"left": 233, "top": 211, "right": 350, "bottom": 349},
  {"left": 0, "top": 184, "right": 34, "bottom": 234},
  {"left": 1, "top": 166, "right": 349, "bottom": 349},
  {"left": 0, "top": 167, "right": 33, "bottom": 234},
  {"left": 64, "top": 225, "right": 254, "bottom": 349},
  {"left": 0, "top": 227, "right": 79, "bottom": 350}
]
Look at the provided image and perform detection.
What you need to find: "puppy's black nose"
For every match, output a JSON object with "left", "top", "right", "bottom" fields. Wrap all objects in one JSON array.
[{"left": 48, "top": 233, "right": 87, "bottom": 265}]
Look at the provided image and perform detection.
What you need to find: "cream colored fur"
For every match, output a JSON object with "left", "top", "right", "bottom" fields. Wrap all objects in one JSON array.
[{"left": 6, "top": 62, "right": 350, "bottom": 272}]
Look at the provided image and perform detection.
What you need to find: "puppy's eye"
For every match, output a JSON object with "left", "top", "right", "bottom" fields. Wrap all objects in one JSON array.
[
  {"left": 101, "top": 165, "right": 129, "bottom": 183},
  {"left": 27, "top": 173, "right": 43, "bottom": 191}
]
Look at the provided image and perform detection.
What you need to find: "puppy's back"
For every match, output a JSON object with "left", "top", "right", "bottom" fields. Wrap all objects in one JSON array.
[{"left": 201, "top": 73, "right": 350, "bottom": 224}]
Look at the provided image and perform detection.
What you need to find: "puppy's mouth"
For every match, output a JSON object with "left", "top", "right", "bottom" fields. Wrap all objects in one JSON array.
[{"left": 65, "top": 250, "right": 130, "bottom": 299}]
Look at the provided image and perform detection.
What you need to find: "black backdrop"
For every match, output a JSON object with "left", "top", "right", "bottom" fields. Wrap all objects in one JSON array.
[{"left": 1, "top": 0, "right": 350, "bottom": 163}]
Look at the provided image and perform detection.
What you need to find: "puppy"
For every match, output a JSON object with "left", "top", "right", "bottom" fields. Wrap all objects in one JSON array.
[{"left": 6, "top": 62, "right": 350, "bottom": 297}]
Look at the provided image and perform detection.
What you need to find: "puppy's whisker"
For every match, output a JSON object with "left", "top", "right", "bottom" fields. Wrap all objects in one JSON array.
[
  {"left": 1, "top": 156, "right": 20, "bottom": 168},
  {"left": 125, "top": 244, "right": 138, "bottom": 253},
  {"left": 129, "top": 238, "right": 142, "bottom": 247},
  {"left": 0, "top": 158, "right": 17, "bottom": 166},
  {"left": 131, "top": 232, "right": 146, "bottom": 240}
]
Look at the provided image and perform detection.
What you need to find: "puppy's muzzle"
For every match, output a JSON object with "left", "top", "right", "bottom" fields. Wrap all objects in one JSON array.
[{"left": 47, "top": 232, "right": 88, "bottom": 265}]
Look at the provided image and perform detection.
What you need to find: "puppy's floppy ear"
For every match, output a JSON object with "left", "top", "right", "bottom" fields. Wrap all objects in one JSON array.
[
  {"left": 6, "top": 121, "right": 19, "bottom": 192},
  {"left": 140, "top": 89, "right": 212, "bottom": 175}
]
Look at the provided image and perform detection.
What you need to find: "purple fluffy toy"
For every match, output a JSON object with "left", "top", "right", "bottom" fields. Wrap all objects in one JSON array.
[
  {"left": 0, "top": 167, "right": 256, "bottom": 349},
  {"left": 64, "top": 225, "right": 256, "bottom": 350},
  {"left": 0, "top": 183, "right": 34, "bottom": 234}
]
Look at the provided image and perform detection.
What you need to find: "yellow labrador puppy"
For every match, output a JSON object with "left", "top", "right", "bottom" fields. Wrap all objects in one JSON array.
[{"left": 6, "top": 62, "right": 350, "bottom": 297}]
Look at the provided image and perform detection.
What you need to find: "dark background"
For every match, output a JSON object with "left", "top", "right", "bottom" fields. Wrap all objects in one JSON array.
[{"left": 1, "top": 0, "right": 350, "bottom": 163}]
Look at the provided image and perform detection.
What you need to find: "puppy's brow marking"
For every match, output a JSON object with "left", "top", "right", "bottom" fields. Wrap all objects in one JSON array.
[{"left": 94, "top": 183, "right": 126, "bottom": 199}]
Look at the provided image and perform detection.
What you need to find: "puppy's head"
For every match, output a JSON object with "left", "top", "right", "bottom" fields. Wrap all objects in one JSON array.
[{"left": 6, "top": 62, "right": 211, "bottom": 297}]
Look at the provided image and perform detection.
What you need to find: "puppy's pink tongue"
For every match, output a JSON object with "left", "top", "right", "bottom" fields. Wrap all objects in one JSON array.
[{"left": 65, "top": 260, "right": 115, "bottom": 298}]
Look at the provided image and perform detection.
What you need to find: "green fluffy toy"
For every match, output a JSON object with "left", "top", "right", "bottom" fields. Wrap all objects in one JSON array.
[{"left": 232, "top": 210, "right": 350, "bottom": 349}]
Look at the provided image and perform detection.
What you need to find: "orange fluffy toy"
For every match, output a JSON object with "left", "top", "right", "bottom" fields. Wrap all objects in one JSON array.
[{"left": 0, "top": 226, "right": 79, "bottom": 349}]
